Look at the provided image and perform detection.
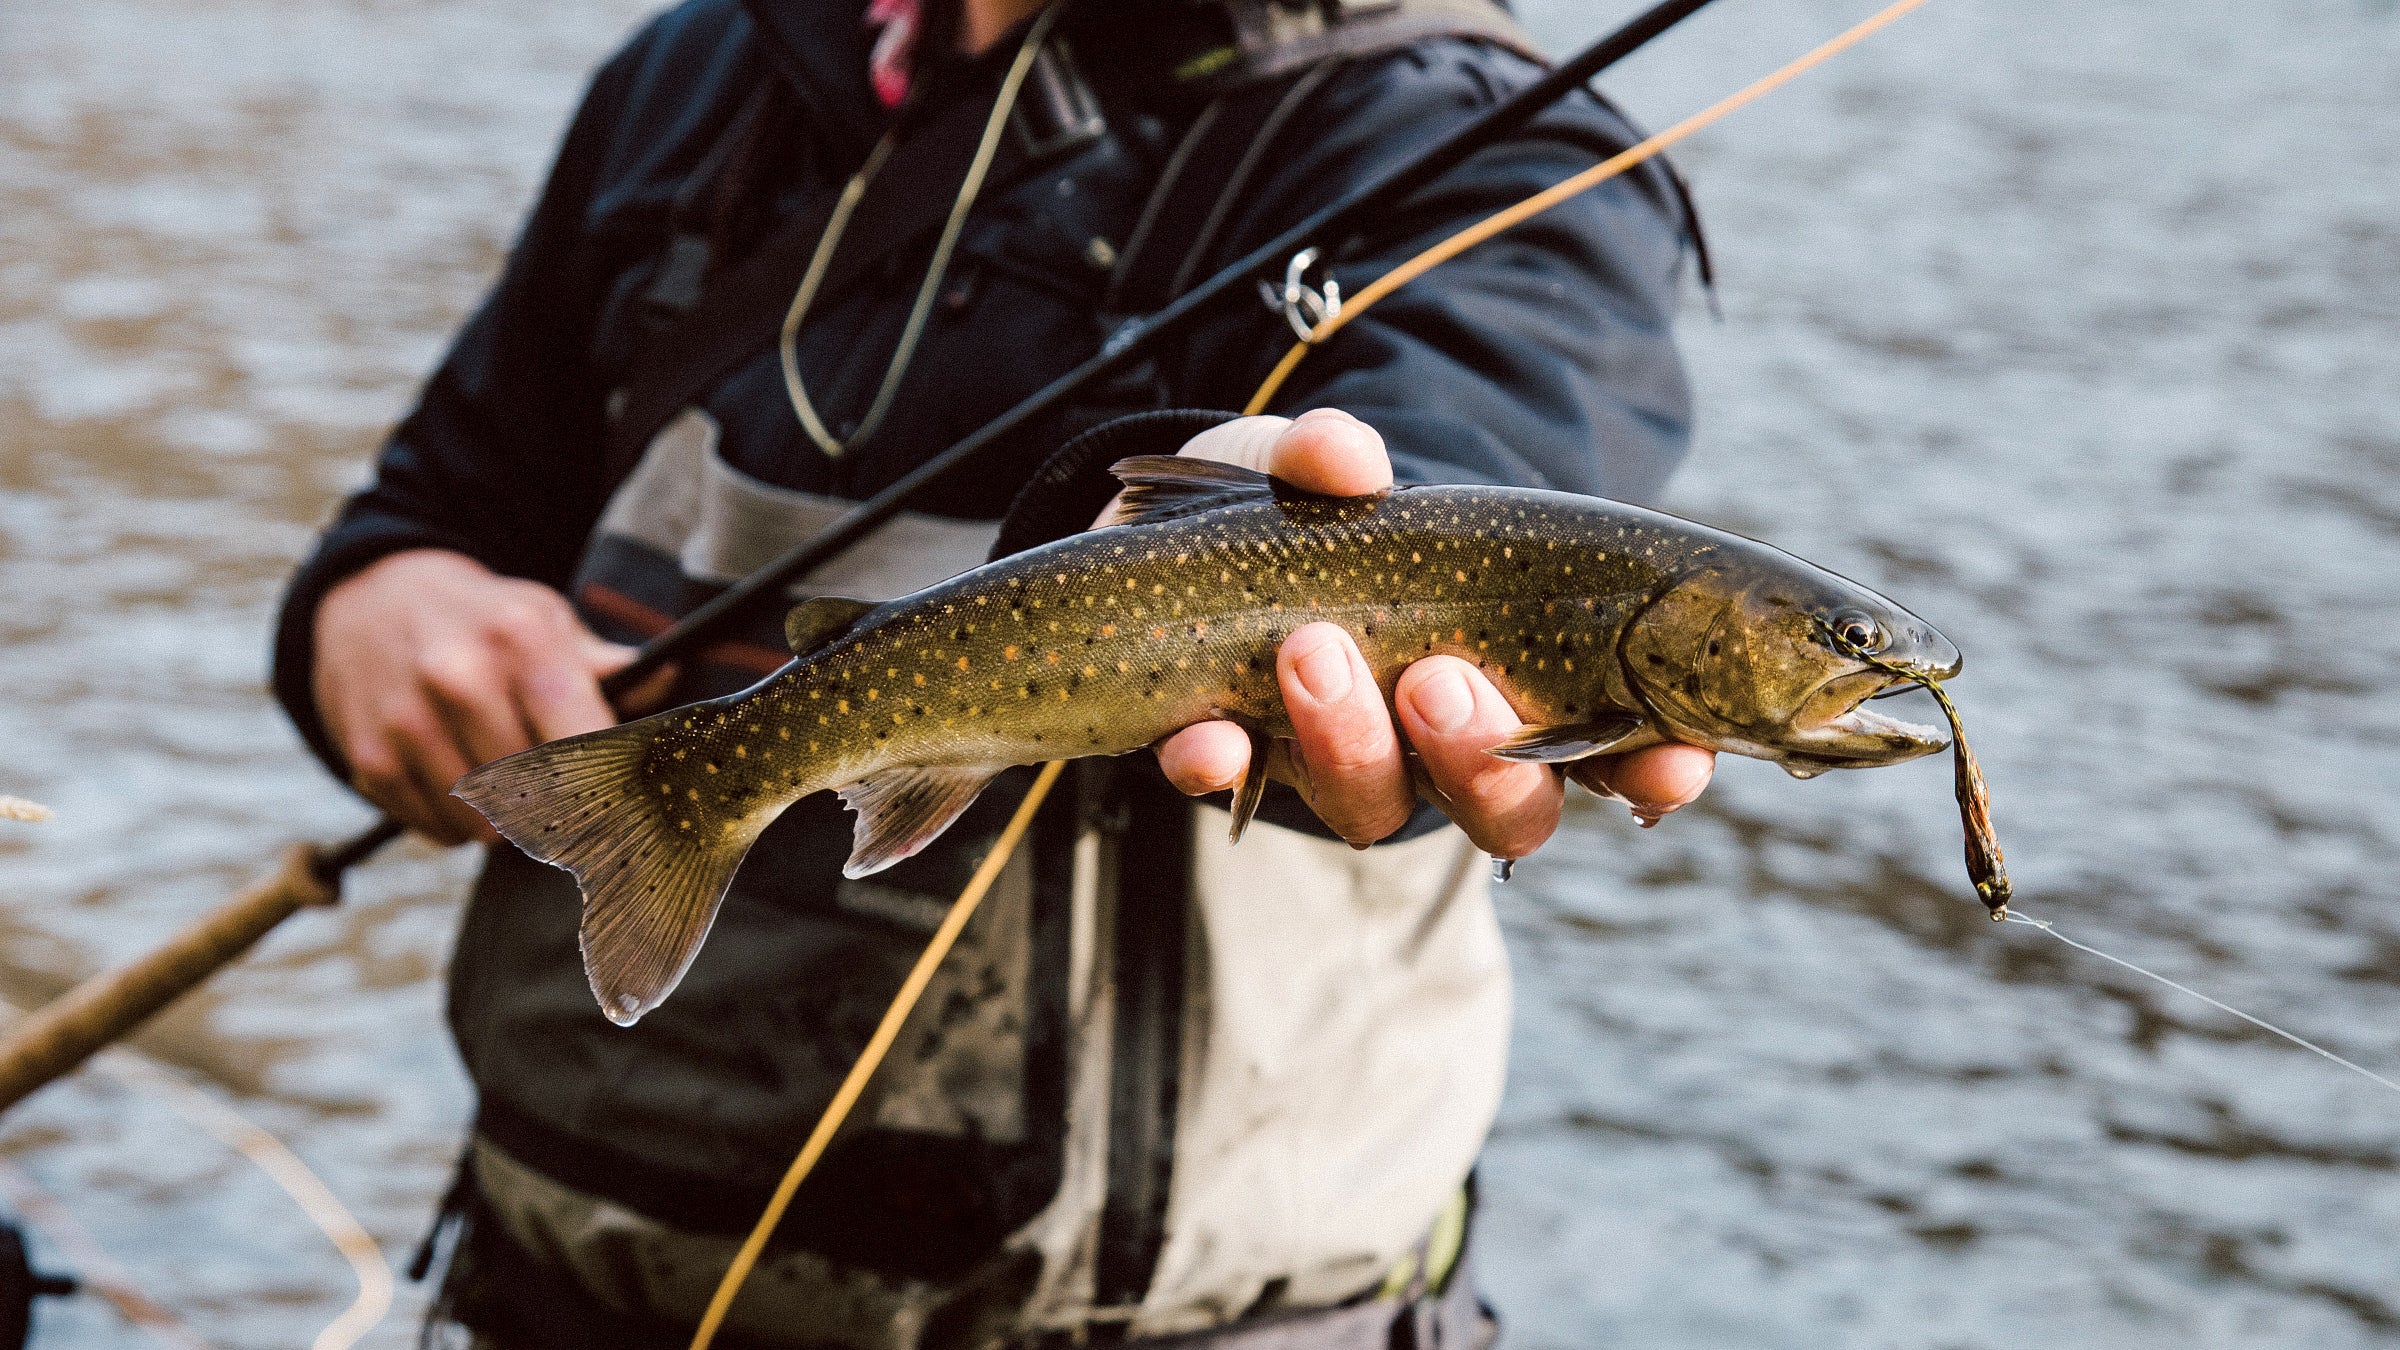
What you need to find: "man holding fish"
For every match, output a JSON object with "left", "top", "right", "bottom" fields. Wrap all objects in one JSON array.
[{"left": 274, "top": 0, "right": 1730, "bottom": 1344}]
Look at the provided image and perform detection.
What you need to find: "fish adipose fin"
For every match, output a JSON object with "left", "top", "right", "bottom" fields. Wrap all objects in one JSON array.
[
  {"left": 836, "top": 765, "right": 1004, "bottom": 878},
  {"left": 786, "top": 595, "right": 876, "bottom": 655},
  {"left": 1487, "top": 713, "right": 1644, "bottom": 764},
  {"left": 455, "top": 714, "right": 767, "bottom": 1028}
]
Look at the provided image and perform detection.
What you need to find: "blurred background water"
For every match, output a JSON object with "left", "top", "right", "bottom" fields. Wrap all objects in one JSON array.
[{"left": 2, "top": 0, "right": 2396, "bottom": 1345}]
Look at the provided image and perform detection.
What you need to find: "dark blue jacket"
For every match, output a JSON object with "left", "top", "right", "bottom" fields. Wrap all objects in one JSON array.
[{"left": 270, "top": 0, "right": 1694, "bottom": 1297}]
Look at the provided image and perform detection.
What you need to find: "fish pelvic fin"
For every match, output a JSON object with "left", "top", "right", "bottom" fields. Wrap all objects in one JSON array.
[
  {"left": 1487, "top": 713, "right": 1645, "bottom": 764},
  {"left": 836, "top": 764, "right": 1005, "bottom": 878},
  {"left": 455, "top": 714, "right": 769, "bottom": 1027},
  {"left": 1227, "top": 723, "right": 1274, "bottom": 844}
]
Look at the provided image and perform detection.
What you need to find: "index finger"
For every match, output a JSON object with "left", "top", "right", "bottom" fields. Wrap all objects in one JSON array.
[{"left": 518, "top": 644, "right": 624, "bottom": 747}]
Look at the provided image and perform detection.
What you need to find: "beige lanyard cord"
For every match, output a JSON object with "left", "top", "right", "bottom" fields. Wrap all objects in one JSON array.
[{"left": 780, "top": 5, "right": 1061, "bottom": 457}]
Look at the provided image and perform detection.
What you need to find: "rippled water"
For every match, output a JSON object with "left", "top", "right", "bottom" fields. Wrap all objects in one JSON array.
[{"left": 3, "top": 0, "right": 2397, "bottom": 1346}]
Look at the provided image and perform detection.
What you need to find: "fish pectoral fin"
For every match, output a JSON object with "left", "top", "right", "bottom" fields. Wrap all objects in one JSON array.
[
  {"left": 785, "top": 595, "right": 877, "bottom": 656},
  {"left": 1226, "top": 724, "right": 1276, "bottom": 844},
  {"left": 1487, "top": 713, "right": 1645, "bottom": 764},
  {"left": 836, "top": 764, "right": 1004, "bottom": 878}
]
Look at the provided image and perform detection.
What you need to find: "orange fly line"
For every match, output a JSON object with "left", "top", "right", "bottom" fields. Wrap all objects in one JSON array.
[{"left": 1245, "top": 0, "right": 1933, "bottom": 415}]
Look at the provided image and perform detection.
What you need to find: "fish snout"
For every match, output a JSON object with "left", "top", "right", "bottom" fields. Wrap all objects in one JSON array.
[{"left": 1890, "top": 619, "right": 1962, "bottom": 683}]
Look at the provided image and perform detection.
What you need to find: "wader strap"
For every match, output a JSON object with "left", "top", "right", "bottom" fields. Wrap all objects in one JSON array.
[
  {"left": 634, "top": 82, "right": 785, "bottom": 327},
  {"left": 1086, "top": 761, "right": 1194, "bottom": 1322},
  {"left": 1180, "top": 0, "right": 1537, "bottom": 91},
  {"left": 1100, "top": 0, "right": 1547, "bottom": 326},
  {"left": 1161, "top": 57, "right": 1347, "bottom": 305}
]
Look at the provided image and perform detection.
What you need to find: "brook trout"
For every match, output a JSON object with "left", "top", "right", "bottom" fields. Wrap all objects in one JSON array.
[{"left": 459, "top": 455, "right": 1960, "bottom": 1025}]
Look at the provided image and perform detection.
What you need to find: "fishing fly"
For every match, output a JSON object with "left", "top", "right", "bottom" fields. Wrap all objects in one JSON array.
[{"left": 1818, "top": 615, "right": 2010, "bottom": 919}]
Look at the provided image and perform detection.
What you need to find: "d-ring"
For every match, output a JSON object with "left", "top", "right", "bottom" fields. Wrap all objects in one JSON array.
[{"left": 1277, "top": 247, "right": 1342, "bottom": 343}]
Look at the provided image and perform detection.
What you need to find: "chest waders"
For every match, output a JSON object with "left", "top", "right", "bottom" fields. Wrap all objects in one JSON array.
[{"left": 424, "top": 3, "right": 1637, "bottom": 1344}]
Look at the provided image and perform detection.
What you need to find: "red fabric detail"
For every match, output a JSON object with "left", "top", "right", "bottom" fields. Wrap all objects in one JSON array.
[
  {"left": 576, "top": 582, "right": 791, "bottom": 676},
  {"left": 865, "top": 0, "right": 920, "bottom": 108}
]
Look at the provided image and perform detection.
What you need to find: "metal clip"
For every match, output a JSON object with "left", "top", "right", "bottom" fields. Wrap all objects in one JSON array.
[{"left": 1271, "top": 246, "right": 1342, "bottom": 343}]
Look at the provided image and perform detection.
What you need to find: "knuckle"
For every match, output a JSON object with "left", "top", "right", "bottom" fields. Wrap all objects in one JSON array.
[
  {"left": 1350, "top": 804, "right": 1415, "bottom": 846},
  {"left": 348, "top": 750, "right": 400, "bottom": 792},
  {"left": 517, "top": 662, "right": 587, "bottom": 707},
  {"left": 1313, "top": 741, "right": 1392, "bottom": 779},
  {"left": 416, "top": 644, "right": 492, "bottom": 700},
  {"left": 1291, "top": 697, "right": 1391, "bottom": 769},
  {"left": 1313, "top": 780, "right": 1412, "bottom": 843},
  {"left": 1485, "top": 815, "right": 1558, "bottom": 860},
  {"left": 1459, "top": 791, "right": 1559, "bottom": 859},
  {"left": 383, "top": 706, "right": 446, "bottom": 755},
  {"left": 487, "top": 589, "right": 572, "bottom": 640},
  {"left": 349, "top": 762, "right": 411, "bottom": 814}
]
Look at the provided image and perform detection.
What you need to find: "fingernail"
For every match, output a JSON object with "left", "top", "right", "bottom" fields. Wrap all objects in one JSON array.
[
  {"left": 1411, "top": 668, "right": 1475, "bottom": 733},
  {"left": 1292, "top": 636, "right": 1352, "bottom": 702}
]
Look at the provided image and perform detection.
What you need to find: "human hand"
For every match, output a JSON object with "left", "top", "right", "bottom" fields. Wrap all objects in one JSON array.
[
  {"left": 1133, "top": 409, "right": 1717, "bottom": 857},
  {"left": 311, "top": 549, "right": 673, "bottom": 844}
]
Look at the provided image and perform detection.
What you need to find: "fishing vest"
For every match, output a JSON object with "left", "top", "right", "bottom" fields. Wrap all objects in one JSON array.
[{"left": 441, "top": 2, "right": 1532, "bottom": 1341}]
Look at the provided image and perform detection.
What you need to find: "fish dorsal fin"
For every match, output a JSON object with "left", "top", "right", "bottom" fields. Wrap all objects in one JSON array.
[
  {"left": 1487, "top": 712, "right": 1645, "bottom": 764},
  {"left": 1109, "top": 455, "right": 1277, "bottom": 526},
  {"left": 786, "top": 595, "right": 876, "bottom": 655},
  {"left": 1109, "top": 454, "right": 1388, "bottom": 528},
  {"left": 835, "top": 764, "right": 1004, "bottom": 878}
]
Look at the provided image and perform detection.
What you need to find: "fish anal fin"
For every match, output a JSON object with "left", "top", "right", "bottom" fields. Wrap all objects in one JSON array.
[
  {"left": 455, "top": 714, "right": 769, "bottom": 1026},
  {"left": 1487, "top": 713, "right": 1644, "bottom": 764},
  {"left": 786, "top": 595, "right": 876, "bottom": 655},
  {"left": 836, "top": 764, "right": 1003, "bottom": 878}
]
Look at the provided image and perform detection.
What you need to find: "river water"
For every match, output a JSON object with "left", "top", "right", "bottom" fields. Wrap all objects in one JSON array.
[{"left": 2, "top": 0, "right": 2396, "bottom": 1345}]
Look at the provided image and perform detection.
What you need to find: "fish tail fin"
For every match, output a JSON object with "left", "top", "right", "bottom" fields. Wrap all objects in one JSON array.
[{"left": 455, "top": 714, "right": 766, "bottom": 1027}]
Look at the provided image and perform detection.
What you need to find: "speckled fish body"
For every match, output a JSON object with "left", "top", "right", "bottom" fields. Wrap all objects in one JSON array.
[{"left": 459, "top": 456, "right": 1961, "bottom": 1024}]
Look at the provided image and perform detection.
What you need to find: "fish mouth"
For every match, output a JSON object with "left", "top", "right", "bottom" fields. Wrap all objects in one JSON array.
[{"left": 1786, "top": 668, "right": 1950, "bottom": 767}]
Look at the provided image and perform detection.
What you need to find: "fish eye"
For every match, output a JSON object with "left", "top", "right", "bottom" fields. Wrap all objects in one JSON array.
[{"left": 1828, "top": 609, "right": 1884, "bottom": 654}]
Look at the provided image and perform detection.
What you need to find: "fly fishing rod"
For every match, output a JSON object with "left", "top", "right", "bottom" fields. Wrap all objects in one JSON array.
[{"left": 0, "top": 0, "right": 1723, "bottom": 1116}]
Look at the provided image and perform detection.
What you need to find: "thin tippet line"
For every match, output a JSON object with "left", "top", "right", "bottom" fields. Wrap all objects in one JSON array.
[{"left": 2005, "top": 909, "right": 2400, "bottom": 1098}]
